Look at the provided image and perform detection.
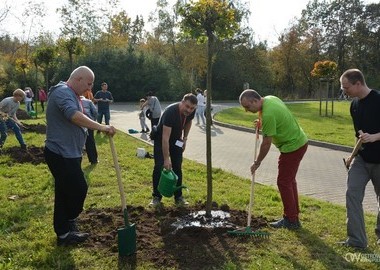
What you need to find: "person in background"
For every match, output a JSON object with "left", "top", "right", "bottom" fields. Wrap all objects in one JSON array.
[
  {"left": 338, "top": 69, "right": 380, "bottom": 249},
  {"left": 149, "top": 93, "right": 197, "bottom": 206},
  {"left": 93, "top": 82, "right": 113, "bottom": 125},
  {"left": 44, "top": 66, "right": 116, "bottom": 246},
  {"left": 24, "top": 87, "right": 34, "bottom": 114},
  {"left": 81, "top": 95, "right": 98, "bottom": 164},
  {"left": 139, "top": 98, "right": 150, "bottom": 133},
  {"left": 83, "top": 89, "right": 94, "bottom": 101},
  {"left": 239, "top": 89, "right": 308, "bottom": 230},
  {"left": 0, "top": 89, "right": 27, "bottom": 150},
  {"left": 195, "top": 88, "right": 206, "bottom": 126},
  {"left": 141, "top": 91, "right": 162, "bottom": 132},
  {"left": 38, "top": 87, "right": 47, "bottom": 112}
]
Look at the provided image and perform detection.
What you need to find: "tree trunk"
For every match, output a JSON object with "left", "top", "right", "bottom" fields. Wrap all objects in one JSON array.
[{"left": 205, "top": 34, "right": 214, "bottom": 217}]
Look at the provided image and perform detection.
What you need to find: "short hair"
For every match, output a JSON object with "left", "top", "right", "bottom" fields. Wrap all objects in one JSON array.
[
  {"left": 101, "top": 82, "right": 107, "bottom": 86},
  {"left": 340, "top": 69, "right": 366, "bottom": 85},
  {"left": 13, "top": 88, "right": 26, "bottom": 98},
  {"left": 239, "top": 89, "right": 261, "bottom": 103},
  {"left": 140, "top": 98, "right": 145, "bottom": 102},
  {"left": 146, "top": 91, "right": 154, "bottom": 97},
  {"left": 182, "top": 93, "right": 197, "bottom": 105}
]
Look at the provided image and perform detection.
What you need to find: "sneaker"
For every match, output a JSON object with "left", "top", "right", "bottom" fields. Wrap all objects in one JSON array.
[
  {"left": 57, "top": 231, "right": 89, "bottom": 246},
  {"left": 337, "top": 240, "right": 367, "bottom": 249},
  {"left": 69, "top": 219, "right": 79, "bottom": 232},
  {"left": 269, "top": 217, "right": 301, "bottom": 230},
  {"left": 175, "top": 196, "right": 189, "bottom": 206},
  {"left": 149, "top": 197, "right": 161, "bottom": 207}
]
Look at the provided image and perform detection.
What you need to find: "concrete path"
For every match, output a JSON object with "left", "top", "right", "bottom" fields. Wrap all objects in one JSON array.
[{"left": 109, "top": 102, "right": 378, "bottom": 214}]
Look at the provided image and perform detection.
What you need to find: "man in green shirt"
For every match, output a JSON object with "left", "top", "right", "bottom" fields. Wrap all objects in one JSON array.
[{"left": 239, "top": 89, "right": 308, "bottom": 229}]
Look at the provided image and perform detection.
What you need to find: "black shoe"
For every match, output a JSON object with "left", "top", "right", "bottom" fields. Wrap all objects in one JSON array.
[
  {"left": 146, "top": 128, "right": 150, "bottom": 132},
  {"left": 140, "top": 130, "right": 146, "bottom": 133},
  {"left": 21, "top": 144, "right": 27, "bottom": 150},
  {"left": 337, "top": 240, "right": 367, "bottom": 249},
  {"left": 149, "top": 196, "right": 161, "bottom": 207},
  {"left": 90, "top": 160, "right": 99, "bottom": 165},
  {"left": 57, "top": 231, "right": 89, "bottom": 246},
  {"left": 269, "top": 217, "right": 301, "bottom": 230},
  {"left": 69, "top": 219, "right": 79, "bottom": 232},
  {"left": 175, "top": 196, "right": 189, "bottom": 206}
]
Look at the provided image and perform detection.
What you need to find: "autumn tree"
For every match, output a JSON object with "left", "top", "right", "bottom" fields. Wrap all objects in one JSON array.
[{"left": 179, "top": 0, "right": 240, "bottom": 216}]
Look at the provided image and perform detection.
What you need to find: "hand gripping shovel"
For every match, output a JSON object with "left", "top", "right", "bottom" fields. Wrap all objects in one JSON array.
[
  {"left": 109, "top": 137, "right": 136, "bottom": 256},
  {"left": 228, "top": 123, "right": 269, "bottom": 238}
]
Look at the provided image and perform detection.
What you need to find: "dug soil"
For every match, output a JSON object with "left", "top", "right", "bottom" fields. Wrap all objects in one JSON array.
[
  {"left": 6, "top": 115, "right": 270, "bottom": 269},
  {"left": 80, "top": 204, "right": 269, "bottom": 270}
]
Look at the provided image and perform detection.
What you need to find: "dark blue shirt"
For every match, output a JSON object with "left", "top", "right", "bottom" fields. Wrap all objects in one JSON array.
[{"left": 94, "top": 90, "right": 113, "bottom": 110}]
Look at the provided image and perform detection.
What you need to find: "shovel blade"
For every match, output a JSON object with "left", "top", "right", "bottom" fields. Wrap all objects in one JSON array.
[{"left": 118, "top": 223, "right": 136, "bottom": 256}]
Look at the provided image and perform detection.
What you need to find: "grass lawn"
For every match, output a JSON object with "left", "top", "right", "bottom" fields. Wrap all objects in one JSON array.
[
  {"left": 214, "top": 100, "right": 355, "bottom": 147},
  {"left": 1, "top": 107, "right": 379, "bottom": 269}
]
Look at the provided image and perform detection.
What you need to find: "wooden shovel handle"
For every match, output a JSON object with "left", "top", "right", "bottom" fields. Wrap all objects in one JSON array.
[
  {"left": 109, "top": 136, "right": 127, "bottom": 212},
  {"left": 344, "top": 138, "right": 362, "bottom": 170}
]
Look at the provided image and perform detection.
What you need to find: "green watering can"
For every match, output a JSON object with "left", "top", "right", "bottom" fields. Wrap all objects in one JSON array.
[{"left": 158, "top": 169, "right": 187, "bottom": 197}]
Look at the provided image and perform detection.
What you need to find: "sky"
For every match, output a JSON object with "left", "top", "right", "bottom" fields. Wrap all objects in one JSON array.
[{"left": 0, "top": 0, "right": 377, "bottom": 48}]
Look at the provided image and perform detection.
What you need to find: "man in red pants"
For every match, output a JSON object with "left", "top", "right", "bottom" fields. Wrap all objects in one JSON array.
[{"left": 239, "top": 89, "right": 308, "bottom": 229}]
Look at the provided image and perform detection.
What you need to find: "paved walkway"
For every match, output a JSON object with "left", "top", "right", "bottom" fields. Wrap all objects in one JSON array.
[{"left": 109, "top": 102, "right": 378, "bottom": 214}]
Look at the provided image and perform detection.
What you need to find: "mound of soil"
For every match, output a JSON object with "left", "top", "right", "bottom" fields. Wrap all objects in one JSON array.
[
  {"left": 22, "top": 123, "right": 46, "bottom": 134},
  {"left": 16, "top": 109, "right": 32, "bottom": 120},
  {"left": 79, "top": 203, "right": 269, "bottom": 269},
  {"left": 2, "top": 146, "right": 45, "bottom": 165}
]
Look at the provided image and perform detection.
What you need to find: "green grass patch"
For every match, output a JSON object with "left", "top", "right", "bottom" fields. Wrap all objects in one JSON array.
[
  {"left": 214, "top": 101, "right": 356, "bottom": 146},
  {"left": 1, "top": 112, "right": 379, "bottom": 269}
]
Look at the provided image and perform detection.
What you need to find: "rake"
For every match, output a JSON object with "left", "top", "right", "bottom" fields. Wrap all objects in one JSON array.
[{"left": 228, "top": 122, "right": 270, "bottom": 238}]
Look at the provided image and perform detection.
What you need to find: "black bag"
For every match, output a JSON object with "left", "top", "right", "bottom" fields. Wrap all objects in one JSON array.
[
  {"left": 145, "top": 109, "right": 152, "bottom": 120},
  {"left": 149, "top": 125, "right": 158, "bottom": 140}
]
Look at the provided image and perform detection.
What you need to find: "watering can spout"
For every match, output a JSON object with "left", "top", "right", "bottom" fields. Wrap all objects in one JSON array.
[{"left": 174, "top": 185, "right": 187, "bottom": 192}]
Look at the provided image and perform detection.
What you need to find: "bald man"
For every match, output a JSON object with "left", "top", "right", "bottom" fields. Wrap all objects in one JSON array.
[{"left": 44, "top": 66, "right": 116, "bottom": 246}]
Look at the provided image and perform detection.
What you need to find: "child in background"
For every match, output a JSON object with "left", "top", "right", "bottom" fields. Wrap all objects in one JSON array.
[{"left": 139, "top": 98, "right": 150, "bottom": 133}]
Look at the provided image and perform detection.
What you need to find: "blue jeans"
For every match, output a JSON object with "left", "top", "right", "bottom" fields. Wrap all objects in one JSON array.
[
  {"left": 97, "top": 109, "right": 110, "bottom": 125},
  {"left": 0, "top": 119, "right": 26, "bottom": 146}
]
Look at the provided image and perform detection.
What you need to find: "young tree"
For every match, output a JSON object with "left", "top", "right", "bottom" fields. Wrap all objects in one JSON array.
[{"left": 179, "top": 0, "right": 239, "bottom": 216}]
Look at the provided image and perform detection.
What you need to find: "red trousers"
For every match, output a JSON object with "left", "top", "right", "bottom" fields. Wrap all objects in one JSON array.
[{"left": 277, "top": 143, "right": 308, "bottom": 222}]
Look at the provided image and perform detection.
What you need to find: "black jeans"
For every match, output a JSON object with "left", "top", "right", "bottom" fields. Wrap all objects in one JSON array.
[
  {"left": 85, "top": 129, "right": 98, "bottom": 163},
  {"left": 44, "top": 147, "right": 88, "bottom": 236},
  {"left": 152, "top": 140, "right": 183, "bottom": 199},
  {"left": 151, "top": 117, "right": 160, "bottom": 131}
]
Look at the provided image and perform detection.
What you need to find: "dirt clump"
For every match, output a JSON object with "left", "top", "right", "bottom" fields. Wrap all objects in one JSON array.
[
  {"left": 2, "top": 146, "right": 45, "bottom": 165},
  {"left": 79, "top": 204, "right": 269, "bottom": 269}
]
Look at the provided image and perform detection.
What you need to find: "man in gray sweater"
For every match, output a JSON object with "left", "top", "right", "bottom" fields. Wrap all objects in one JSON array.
[{"left": 44, "top": 66, "right": 116, "bottom": 246}]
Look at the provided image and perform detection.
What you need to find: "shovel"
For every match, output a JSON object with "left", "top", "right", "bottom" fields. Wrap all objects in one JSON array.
[{"left": 109, "top": 136, "right": 136, "bottom": 256}]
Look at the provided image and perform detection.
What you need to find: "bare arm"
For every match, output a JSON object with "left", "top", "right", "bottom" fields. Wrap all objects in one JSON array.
[
  {"left": 360, "top": 131, "right": 380, "bottom": 143},
  {"left": 71, "top": 111, "right": 116, "bottom": 135},
  {"left": 162, "top": 125, "right": 172, "bottom": 170},
  {"left": 182, "top": 120, "right": 192, "bottom": 151},
  {"left": 250, "top": 136, "right": 272, "bottom": 174}
]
